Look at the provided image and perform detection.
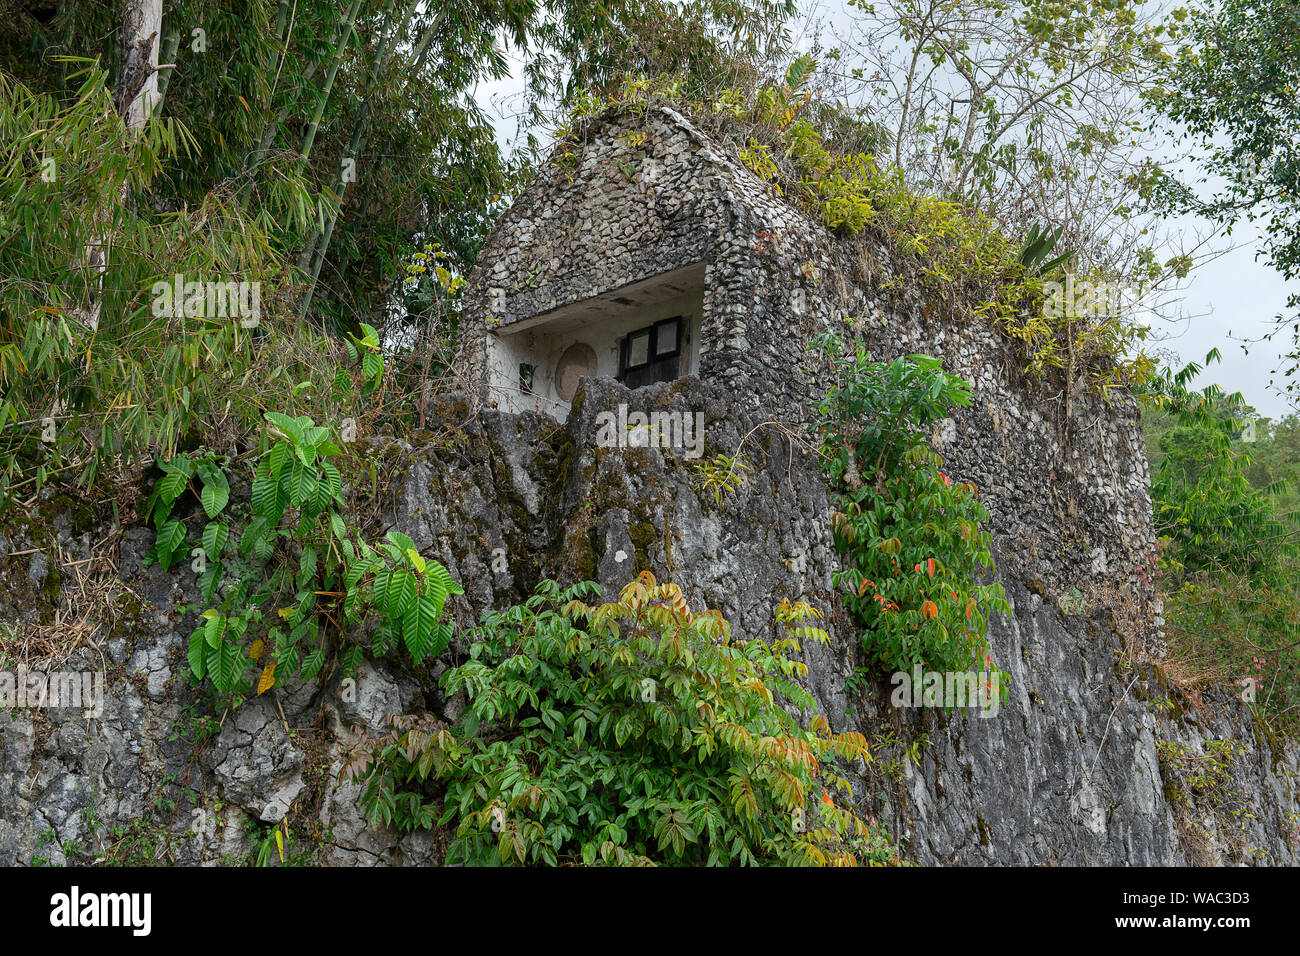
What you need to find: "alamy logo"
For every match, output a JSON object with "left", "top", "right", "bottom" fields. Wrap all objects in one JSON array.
[
  {"left": 890, "top": 664, "right": 1001, "bottom": 717},
  {"left": 1042, "top": 274, "right": 1151, "bottom": 320},
  {"left": 150, "top": 274, "right": 261, "bottom": 327},
  {"left": 49, "top": 886, "right": 151, "bottom": 936},
  {"left": 593, "top": 403, "right": 704, "bottom": 459},
  {"left": 0, "top": 667, "right": 103, "bottom": 718}
]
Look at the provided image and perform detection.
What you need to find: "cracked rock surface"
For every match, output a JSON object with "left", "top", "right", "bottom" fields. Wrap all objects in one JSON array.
[{"left": 1, "top": 380, "right": 1297, "bottom": 865}]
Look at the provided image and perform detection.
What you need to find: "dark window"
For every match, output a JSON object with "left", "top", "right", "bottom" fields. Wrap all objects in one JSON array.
[{"left": 618, "top": 316, "right": 683, "bottom": 388}]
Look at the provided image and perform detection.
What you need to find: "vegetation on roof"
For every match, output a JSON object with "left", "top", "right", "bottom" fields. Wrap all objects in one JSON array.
[{"left": 554, "top": 63, "right": 1155, "bottom": 400}]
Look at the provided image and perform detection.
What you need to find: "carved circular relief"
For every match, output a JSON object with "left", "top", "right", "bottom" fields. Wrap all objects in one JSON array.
[{"left": 554, "top": 342, "right": 597, "bottom": 402}]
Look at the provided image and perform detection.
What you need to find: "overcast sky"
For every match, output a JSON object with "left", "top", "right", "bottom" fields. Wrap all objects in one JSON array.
[
  {"left": 1158, "top": 215, "right": 1296, "bottom": 420},
  {"left": 471, "top": 0, "right": 1298, "bottom": 421}
]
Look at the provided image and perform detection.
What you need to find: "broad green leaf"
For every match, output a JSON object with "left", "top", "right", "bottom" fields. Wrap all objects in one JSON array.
[
  {"left": 300, "top": 648, "right": 326, "bottom": 682},
  {"left": 265, "top": 440, "right": 290, "bottom": 478},
  {"left": 321, "top": 461, "right": 343, "bottom": 502},
  {"left": 199, "top": 563, "right": 222, "bottom": 603},
  {"left": 288, "top": 461, "right": 317, "bottom": 506},
  {"left": 265, "top": 412, "right": 304, "bottom": 446},
  {"left": 153, "top": 471, "right": 188, "bottom": 510},
  {"left": 155, "top": 518, "right": 187, "bottom": 562},
  {"left": 386, "top": 531, "right": 417, "bottom": 553},
  {"left": 297, "top": 548, "right": 317, "bottom": 588},
  {"left": 403, "top": 592, "right": 445, "bottom": 663},
  {"left": 250, "top": 474, "right": 278, "bottom": 519},
  {"left": 201, "top": 520, "right": 228, "bottom": 560},
  {"left": 302, "top": 425, "right": 330, "bottom": 450},
  {"left": 379, "top": 568, "right": 416, "bottom": 618},
  {"left": 239, "top": 516, "right": 269, "bottom": 557},
  {"left": 200, "top": 472, "right": 229, "bottom": 518},
  {"left": 188, "top": 629, "right": 206, "bottom": 679}
]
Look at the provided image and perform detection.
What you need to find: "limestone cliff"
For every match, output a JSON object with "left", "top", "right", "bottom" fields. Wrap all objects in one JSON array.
[{"left": 1, "top": 375, "right": 1296, "bottom": 865}]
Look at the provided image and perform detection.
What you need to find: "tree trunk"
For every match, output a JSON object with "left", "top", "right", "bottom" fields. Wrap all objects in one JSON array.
[
  {"left": 74, "top": 0, "right": 162, "bottom": 336},
  {"left": 115, "top": 0, "right": 163, "bottom": 129}
]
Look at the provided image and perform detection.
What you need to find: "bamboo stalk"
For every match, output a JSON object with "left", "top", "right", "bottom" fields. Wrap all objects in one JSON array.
[
  {"left": 298, "top": 0, "right": 363, "bottom": 163},
  {"left": 299, "top": 1, "right": 433, "bottom": 319}
]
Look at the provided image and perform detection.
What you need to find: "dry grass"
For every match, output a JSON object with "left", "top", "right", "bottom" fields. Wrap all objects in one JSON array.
[{"left": 0, "top": 524, "right": 130, "bottom": 673}]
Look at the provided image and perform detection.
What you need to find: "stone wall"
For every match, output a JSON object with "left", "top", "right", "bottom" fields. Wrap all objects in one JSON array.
[{"left": 0, "top": 105, "right": 1291, "bottom": 869}]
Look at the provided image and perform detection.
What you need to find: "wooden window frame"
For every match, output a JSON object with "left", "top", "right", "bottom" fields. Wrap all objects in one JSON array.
[{"left": 619, "top": 316, "right": 683, "bottom": 377}]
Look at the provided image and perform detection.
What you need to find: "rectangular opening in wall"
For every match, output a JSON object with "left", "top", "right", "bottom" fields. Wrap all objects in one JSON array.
[{"left": 484, "top": 262, "right": 706, "bottom": 421}]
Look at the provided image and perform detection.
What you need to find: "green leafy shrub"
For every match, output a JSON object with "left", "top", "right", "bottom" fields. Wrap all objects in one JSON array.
[
  {"left": 1150, "top": 421, "right": 1291, "bottom": 581},
  {"left": 1142, "top": 353, "right": 1300, "bottom": 726},
  {"left": 147, "top": 403, "right": 458, "bottom": 699},
  {"left": 1162, "top": 571, "right": 1300, "bottom": 727},
  {"left": 0, "top": 65, "right": 326, "bottom": 511},
  {"left": 354, "top": 573, "right": 896, "bottom": 866},
  {"left": 813, "top": 333, "right": 1009, "bottom": 680}
]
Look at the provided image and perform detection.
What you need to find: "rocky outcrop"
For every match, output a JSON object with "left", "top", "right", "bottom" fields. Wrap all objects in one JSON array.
[
  {"left": 1, "top": 376, "right": 1296, "bottom": 866},
  {"left": 876, "top": 572, "right": 1298, "bottom": 865}
]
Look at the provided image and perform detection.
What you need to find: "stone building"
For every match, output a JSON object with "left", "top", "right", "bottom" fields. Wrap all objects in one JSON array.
[
  {"left": 460, "top": 105, "right": 1158, "bottom": 601},
  {"left": 459, "top": 106, "right": 835, "bottom": 424}
]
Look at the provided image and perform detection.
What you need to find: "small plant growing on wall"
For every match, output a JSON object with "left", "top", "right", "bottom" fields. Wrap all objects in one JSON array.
[
  {"left": 145, "top": 359, "right": 459, "bottom": 700},
  {"left": 692, "top": 453, "right": 751, "bottom": 504},
  {"left": 812, "top": 332, "right": 1010, "bottom": 682}
]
